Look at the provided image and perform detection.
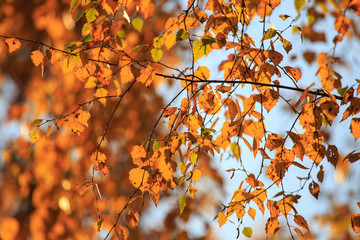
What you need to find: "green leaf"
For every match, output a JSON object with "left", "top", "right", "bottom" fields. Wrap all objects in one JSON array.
[
  {"left": 230, "top": 142, "right": 240, "bottom": 160},
  {"left": 117, "top": 30, "right": 125, "bottom": 39},
  {"left": 201, "top": 128, "right": 211, "bottom": 137},
  {"left": 192, "top": 37, "right": 215, "bottom": 62},
  {"left": 153, "top": 37, "right": 164, "bottom": 48},
  {"left": 131, "top": 44, "right": 145, "bottom": 53},
  {"left": 30, "top": 119, "right": 43, "bottom": 130},
  {"left": 176, "top": 29, "right": 190, "bottom": 41},
  {"left": 131, "top": 17, "right": 143, "bottom": 32},
  {"left": 86, "top": 8, "right": 99, "bottom": 23},
  {"left": 295, "top": 0, "right": 305, "bottom": 14},
  {"left": 153, "top": 140, "right": 160, "bottom": 150},
  {"left": 151, "top": 48, "right": 163, "bottom": 62},
  {"left": 70, "top": 0, "right": 78, "bottom": 12},
  {"left": 179, "top": 196, "right": 186, "bottom": 214},
  {"left": 201, "top": 36, "right": 216, "bottom": 45},
  {"left": 74, "top": 11, "right": 84, "bottom": 22},
  {"left": 261, "top": 28, "right": 277, "bottom": 41},
  {"left": 242, "top": 227, "right": 253, "bottom": 238}
]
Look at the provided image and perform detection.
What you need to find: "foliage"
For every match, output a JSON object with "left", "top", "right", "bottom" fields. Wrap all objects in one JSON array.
[{"left": 1, "top": 0, "right": 360, "bottom": 239}]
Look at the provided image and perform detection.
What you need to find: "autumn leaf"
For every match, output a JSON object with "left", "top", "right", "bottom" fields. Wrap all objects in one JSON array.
[
  {"left": 114, "top": 226, "right": 130, "bottom": 240},
  {"left": 5, "top": 38, "right": 21, "bottom": 53},
  {"left": 95, "top": 217, "right": 104, "bottom": 231},
  {"left": 129, "top": 167, "right": 149, "bottom": 189},
  {"left": 294, "top": 214, "right": 309, "bottom": 231},
  {"left": 138, "top": 65, "right": 155, "bottom": 87},
  {"left": 179, "top": 196, "right": 186, "bottom": 215},
  {"left": 191, "top": 169, "right": 202, "bottom": 183},
  {"left": 351, "top": 214, "right": 360, "bottom": 233},
  {"left": 218, "top": 212, "right": 227, "bottom": 227},
  {"left": 86, "top": 8, "right": 99, "bottom": 23},
  {"left": 189, "top": 184, "right": 197, "bottom": 198},
  {"left": 242, "top": 227, "right": 252, "bottom": 238},
  {"left": 248, "top": 207, "right": 256, "bottom": 220},
  {"left": 266, "top": 217, "right": 279, "bottom": 237},
  {"left": 285, "top": 66, "right": 302, "bottom": 81},
  {"left": 29, "top": 131, "right": 40, "bottom": 144},
  {"left": 74, "top": 182, "right": 94, "bottom": 197},
  {"left": 31, "top": 50, "right": 44, "bottom": 67},
  {"left": 95, "top": 88, "right": 108, "bottom": 106},
  {"left": 334, "top": 15, "right": 350, "bottom": 35},
  {"left": 350, "top": 118, "right": 360, "bottom": 140},
  {"left": 126, "top": 211, "right": 139, "bottom": 229}
]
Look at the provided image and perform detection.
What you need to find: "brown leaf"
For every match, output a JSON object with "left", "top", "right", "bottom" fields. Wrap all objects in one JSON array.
[
  {"left": 352, "top": 214, "right": 360, "bottom": 233},
  {"left": 126, "top": 211, "right": 139, "bottom": 229},
  {"left": 74, "top": 182, "right": 94, "bottom": 197},
  {"left": 114, "top": 226, "right": 130, "bottom": 240},
  {"left": 294, "top": 214, "right": 309, "bottom": 231},
  {"left": 309, "top": 181, "right": 320, "bottom": 199}
]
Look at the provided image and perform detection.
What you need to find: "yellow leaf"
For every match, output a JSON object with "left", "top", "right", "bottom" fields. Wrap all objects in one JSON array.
[
  {"left": 191, "top": 169, "right": 202, "bottom": 183},
  {"left": 179, "top": 196, "right": 186, "bottom": 214},
  {"left": 29, "top": 131, "right": 40, "bottom": 144},
  {"left": 5, "top": 38, "right": 21, "bottom": 53},
  {"left": 84, "top": 76, "right": 97, "bottom": 88},
  {"left": 75, "top": 109, "right": 90, "bottom": 127},
  {"left": 31, "top": 50, "right": 44, "bottom": 67},
  {"left": 165, "top": 32, "right": 177, "bottom": 49},
  {"left": 95, "top": 88, "right": 108, "bottom": 106}
]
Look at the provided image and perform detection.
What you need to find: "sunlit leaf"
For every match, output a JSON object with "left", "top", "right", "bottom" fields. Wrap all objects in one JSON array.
[
  {"left": 74, "top": 182, "right": 94, "bottom": 197},
  {"left": 5, "top": 38, "right": 21, "bottom": 53},
  {"left": 29, "top": 131, "right": 40, "bottom": 144},
  {"left": 86, "top": 8, "right": 99, "bottom": 23}
]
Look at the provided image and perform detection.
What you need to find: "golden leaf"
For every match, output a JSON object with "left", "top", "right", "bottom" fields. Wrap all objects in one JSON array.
[
  {"left": 31, "top": 50, "right": 44, "bottom": 67},
  {"left": 5, "top": 38, "right": 21, "bottom": 53}
]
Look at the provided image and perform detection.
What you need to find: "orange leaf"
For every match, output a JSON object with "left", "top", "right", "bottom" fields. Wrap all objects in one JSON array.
[
  {"left": 114, "top": 226, "right": 130, "bottom": 240},
  {"left": 129, "top": 167, "right": 149, "bottom": 189},
  {"left": 248, "top": 207, "right": 256, "bottom": 220},
  {"left": 138, "top": 65, "right": 155, "bottom": 87},
  {"left": 334, "top": 15, "right": 350, "bottom": 35},
  {"left": 120, "top": 64, "right": 134, "bottom": 84},
  {"left": 126, "top": 211, "right": 139, "bottom": 229},
  {"left": 218, "top": 212, "right": 227, "bottom": 227},
  {"left": 74, "top": 182, "right": 94, "bottom": 197},
  {"left": 189, "top": 184, "right": 197, "bottom": 198},
  {"left": 244, "top": 121, "right": 265, "bottom": 140},
  {"left": 5, "top": 38, "right": 21, "bottom": 53},
  {"left": 31, "top": 50, "right": 44, "bottom": 67},
  {"left": 285, "top": 66, "right": 302, "bottom": 81},
  {"left": 191, "top": 169, "right": 202, "bottom": 183},
  {"left": 75, "top": 109, "right": 91, "bottom": 127},
  {"left": 350, "top": 118, "right": 360, "bottom": 140},
  {"left": 266, "top": 217, "right": 279, "bottom": 237},
  {"left": 29, "top": 131, "right": 40, "bottom": 144},
  {"left": 294, "top": 214, "right": 309, "bottom": 231},
  {"left": 265, "top": 134, "right": 284, "bottom": 151}
]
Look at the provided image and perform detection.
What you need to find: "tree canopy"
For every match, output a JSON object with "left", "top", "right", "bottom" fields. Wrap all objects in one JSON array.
[{"left": 0, "top": 0, "right": 360, "bottom": 239}]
